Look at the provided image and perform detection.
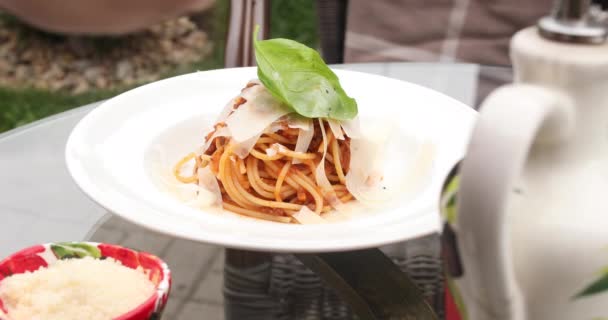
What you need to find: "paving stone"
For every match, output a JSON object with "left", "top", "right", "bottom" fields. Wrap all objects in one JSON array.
[
  {"left": 0, "top": 210, "right": 36, "bottom": 258},
  {"left": 163, "top": 239, "right": 219, "bottom": 298},
  {"left": 88, "top": 226, "right": 127, "bottom": 244},
  {"left": 176, "top": 302, "right": 224, "bottom": 320},
  {"left": 161, "top": 293, "right": 183, "bottom": 320},
  {"left": 120, "top": 229, "right": 172, "bottom": 256},
  {"left": 100, "top": 215, "right": 149, "bottom": 234},
  {"left": 193, "top": 272, "right": 223, "bottom": 304},
  {"left": 96, "top": 215, "right": 126, "bottom": 230},
  {"left": 210, "top": 249, "right": 225, "bottom": 274}
]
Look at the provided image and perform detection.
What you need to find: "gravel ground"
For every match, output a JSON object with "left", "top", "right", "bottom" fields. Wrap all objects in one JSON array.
[{"left": 0, "top": 16, "right": 213, "bottom": 94}]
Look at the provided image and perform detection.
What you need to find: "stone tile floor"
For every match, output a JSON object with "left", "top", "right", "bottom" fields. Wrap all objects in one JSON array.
[{"left": 89, "top": 215, "right": 225, "bottom": 320}]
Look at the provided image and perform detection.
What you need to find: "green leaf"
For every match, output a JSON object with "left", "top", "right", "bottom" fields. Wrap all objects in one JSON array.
[
  {"left": 575, "top": 272, "right": 608, "bottom": 298},
  {"left": 51, "top": 242, "right": 101, "bottom": 260},
  {"left": 440, "top": 175, "right": 460, "bottom": 225},
  {"left": 253, "top": 26, "right": 357, "bottom": 120}
]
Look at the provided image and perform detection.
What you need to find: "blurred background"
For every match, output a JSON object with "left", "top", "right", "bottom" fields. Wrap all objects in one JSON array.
[
  {"left": 0, "top": 0, "right": 565, "bottom": 134},
  {"left": 0, "top": 0, "right": 318, "bottom": 133}
]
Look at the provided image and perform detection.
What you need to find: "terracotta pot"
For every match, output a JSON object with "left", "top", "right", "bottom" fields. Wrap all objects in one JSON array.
[{"left": 0, "top": 0, "right": 215, "bottom": 35}]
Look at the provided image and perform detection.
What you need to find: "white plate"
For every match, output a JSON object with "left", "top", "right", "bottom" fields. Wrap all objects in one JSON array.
[{"left": 66, "top": 67, "right": 476, "bottom": 252}]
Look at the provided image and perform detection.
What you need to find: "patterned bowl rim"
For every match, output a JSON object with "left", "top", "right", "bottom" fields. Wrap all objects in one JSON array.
[{"left": 0, "top": 241, "right": 171, "bottom": 320}]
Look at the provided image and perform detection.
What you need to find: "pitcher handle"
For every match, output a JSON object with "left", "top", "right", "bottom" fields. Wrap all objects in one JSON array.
[{"left": 456, "top": 84, "right": 574, "bottom": 319}]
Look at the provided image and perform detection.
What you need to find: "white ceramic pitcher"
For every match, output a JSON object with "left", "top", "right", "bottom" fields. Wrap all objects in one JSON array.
[{"left": 440, "top": 4, "right": 608, "bottom": 320}]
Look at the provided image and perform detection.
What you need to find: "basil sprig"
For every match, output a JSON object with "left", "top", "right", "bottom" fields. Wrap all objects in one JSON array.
[{"left": 253, "top": 27, "right": 357, "bottom": 120}]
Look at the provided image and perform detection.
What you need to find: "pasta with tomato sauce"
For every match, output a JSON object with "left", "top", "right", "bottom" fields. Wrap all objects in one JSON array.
[{"left": 173, "top": 81, "right": 355, "bottom": 223}]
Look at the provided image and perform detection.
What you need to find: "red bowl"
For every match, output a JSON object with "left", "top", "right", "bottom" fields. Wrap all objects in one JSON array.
[{"left": 0, "top": 242, "right": 171, "bottom": 320}]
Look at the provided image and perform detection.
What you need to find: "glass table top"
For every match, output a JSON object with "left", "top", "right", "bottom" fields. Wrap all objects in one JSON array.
[{"left": 0, "top": 62, "right": 511, "bottom": 319}]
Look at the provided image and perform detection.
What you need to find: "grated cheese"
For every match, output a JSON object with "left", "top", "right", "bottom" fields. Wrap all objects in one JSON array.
[{"left": 0, "top": 257, "right": 154, "bottom": 320}]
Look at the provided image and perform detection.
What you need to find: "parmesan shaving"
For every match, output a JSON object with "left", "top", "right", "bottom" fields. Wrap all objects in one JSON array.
[
  {"left": 275, "top": 143, "right": 288, "bottom": 153},
  {"left": 225, "top": 84, "right": 291, "bottom": 143},
  {"left": 340, "top": 117, "right": 361, "bottom": 139},
  {"left": 194, "top": 166, "right": 223, "bottom": 208},
  {"left": 233, "top": 122, "right": 284, "bottom": 159},
  {"left": 215, "top": 97, "right": 237, "bottom": 123},
  {"left": 246, "top": 78, "right": 262, "bottom": 86},
  {"left": 172, "top": 181, "right": 203, "bottom": 203},
  {"left": 292, "top": 119, "right": 314, "bottom": 164},
  {"left": 346, "top": 117, "right": 434, "bottom": 208},
  {"left": 153, "top": 147, "right": 219, "bottom": 208},
  {"left": 215, "top": 79, "right": 260, "bottom": 123},
  {"left": 233, "top": 132, "right": 263, "bottom": 158},
  {"left": 328, "top": 119, "right": 345, "bottom": 140},
  {"left": 315, "top": 119, "right": 342, "bottom": 208},
  {"left": 286, "top": 114, "right": 311, "bottom": 131},
  {"left": 202, "top": 126, "right": 230, "bottom": 153},
  {"left": 266, "top": 147, "right": 278, "bottom": 157},
  {"left": 292, "top": 206, "right": 327, "bottom": 224},
  {"left": 269, "top": 118, "right": 288, "bottom": 133}
]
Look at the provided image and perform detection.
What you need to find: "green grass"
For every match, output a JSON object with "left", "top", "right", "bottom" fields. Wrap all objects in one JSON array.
[
  {"left": 270, "top": 0, "right": 318, "bottom": 47},
  {"left": 0, "top": 0, "right": 317, "bottom": 134},
  {"left": 0, "top": 88, "right": 121, "bottom": 132}
]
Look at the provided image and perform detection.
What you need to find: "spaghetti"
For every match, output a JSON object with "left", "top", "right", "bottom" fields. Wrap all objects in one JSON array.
[{"left": 174, "top": 83, "right": 353, "bottom": 224}]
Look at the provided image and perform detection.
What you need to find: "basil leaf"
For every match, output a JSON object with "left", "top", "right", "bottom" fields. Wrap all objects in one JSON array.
[
  {"left": 253, "top": 28, "right": 357, "bottom": 120},
  {"left": 51, "top": 242, "right": 101, "bottom": 260}
]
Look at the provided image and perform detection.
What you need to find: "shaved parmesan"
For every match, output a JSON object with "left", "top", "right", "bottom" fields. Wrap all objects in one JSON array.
[
  {"left": 192, "top": 166, "right": 223, "bottom": 208},
  {"left": 274, "top": 143, "right": 288, "bottom": 153},
  {"left": 171, "top": 182, "right": 202, "bottom": 202},
  {"left": 340, "top": 117, "right": 361, "bottom": 139},
  {"left": 287, "top": 114, "right": 311, "bottom": 131},
  {"left": 225, "top": 84, "right": 291, "bottom": 143},
  {"left": 214, "top": 80, "right": 258, "bottom": 122},
  {"left": 266, "top": 146, "right": 278, "bottom": 157},
  {"left": 216, "top": 79, "right": 262, "bottom": 125},
  {"left": 315, "top": 119, "right": 342, "bottom": 208},
  {"left": 233, "top": 132, "right": 263, "bottom": 158},
  {"left": 327, "top": 119, "right": 345, "bottom": 140},
  {"left": 246, "top": 78, "right": 262, "bottom": 86},
  {"left": 269, "top": 118, "right": 288, "bottom": 133},
  {"left": 151, "top": 146, "right": 221, "bottom": 209},
  {"left": 158, "top": 167, "right": 204, "bottom": 205},
  {"left": 292, "top": 206, "right": 327, "bottom": 224},
  {"left": 346, "top": 117, "right": 434, "bottom": 208},
  {"left": 201, "top": 126, "right": 230, "bottom": 154},
  {"left": 293, "top": 119, "right": 314, "bottom": 164},
  {"left": 168, "top": 170, "right": 222, "bottom": 209},
  {"left": 216, "top": 97, "right": 237, "bottom": 123}
]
